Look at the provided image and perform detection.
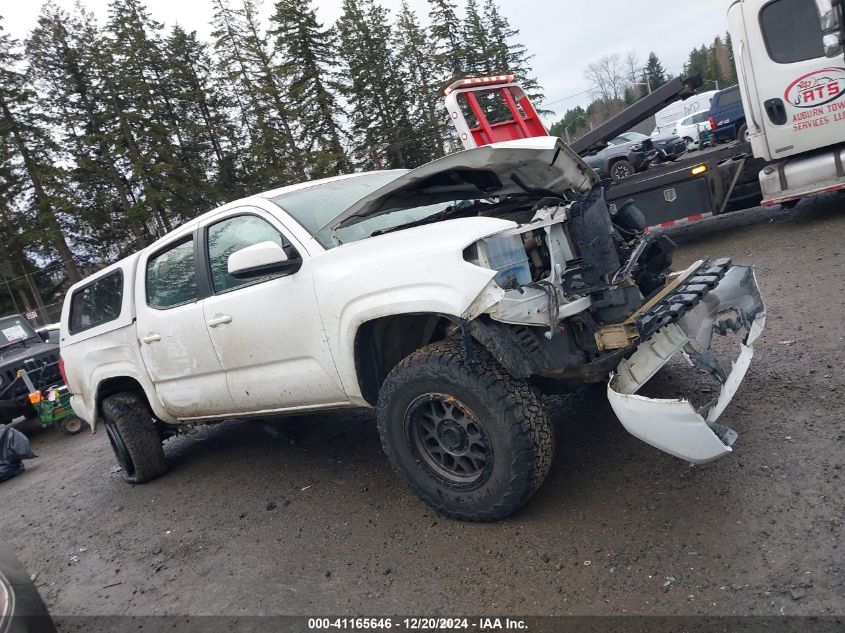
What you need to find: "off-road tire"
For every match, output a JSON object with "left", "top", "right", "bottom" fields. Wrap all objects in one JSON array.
[
  {"left": 102, "top": 392, "right": 167, "bottom": 484},
  {"left": 377, "top": 339, "right": 554, "bottom": 522},
  {"left": 610, "top": 159, "right": 635, "bottom": 181}
]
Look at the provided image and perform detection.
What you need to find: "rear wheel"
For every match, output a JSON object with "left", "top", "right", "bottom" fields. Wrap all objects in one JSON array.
[
  {"left": 102, "top": 392, "right": 167, "bottom": 484},
  {"left": 377, "top": 340, "right": 554, "bottom": 522},
  {"left": 610, "top": 159, "right": 635, "bottom": 181},
  {"left": 737, "top": 123, "right": 749, "bottom": 143}
]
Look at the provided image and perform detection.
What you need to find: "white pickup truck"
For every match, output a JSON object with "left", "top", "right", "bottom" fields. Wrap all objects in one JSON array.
[{"left": 59, "top": 137, "right": 765, "bottom": 521}]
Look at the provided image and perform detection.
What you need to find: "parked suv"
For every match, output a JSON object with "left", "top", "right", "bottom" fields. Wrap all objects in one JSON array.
[
  {"left": 673, "top": 111, "right": 713, "bottom": 147},
  {"left": 583, "top": 134, "right": 652, "bottom": 181},
  {"left": 710, "top": 85, "right": 748, "bottom": 143},
  {"left": 60, "top": 137, "right": 765, "bottom": 521},
  {"left": 0, "top": 315, "right": 61, "bottom": 425}
]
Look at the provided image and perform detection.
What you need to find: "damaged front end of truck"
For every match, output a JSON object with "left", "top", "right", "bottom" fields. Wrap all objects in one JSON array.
[{"left": 329, "top": 137, "right": 766, "bottom": 464}]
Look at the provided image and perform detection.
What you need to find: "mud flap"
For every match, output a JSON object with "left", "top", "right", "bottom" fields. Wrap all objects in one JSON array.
[{"left": 607, "top": 265, "right": 765, "bottom": 464}]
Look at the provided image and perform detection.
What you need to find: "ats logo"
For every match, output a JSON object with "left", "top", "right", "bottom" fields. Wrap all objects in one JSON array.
[{"left": 786, "top": 68, "right": 845, "bottom": 108}]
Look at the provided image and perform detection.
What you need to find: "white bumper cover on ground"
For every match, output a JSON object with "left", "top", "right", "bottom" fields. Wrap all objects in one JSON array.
[{"left": 607, "top": 265, "right": 766, "bottom": 464}]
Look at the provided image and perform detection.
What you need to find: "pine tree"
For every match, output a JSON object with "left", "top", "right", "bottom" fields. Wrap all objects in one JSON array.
[
  {"left": 394, "top": 1, "right": 446, "bottom": 158},
  {"left": 684, "top": 45, "right": 710, "bottom": 80},
  {"left": 239, "top": 0, "right": 306, "bottom": 180},
  {"left": 33, "top": 3, "right": 160, "bottom": 256},
  {"left": 271, "top": 0, "right": 350, "bottom": 177},
  {"left": 428, "top": 0, "right": 464, "bottom": 81},
  {"left": 462, "top": 0, "right": 491, "bottom": 76},
  {"left": 644, "top": 52, "right": 667, "bottom": 91},
  {"left": 104, "top": 0, "right": 195, "bottom": 234},
  {"left": 483, "top": 0, "right": 544, "bottom": 105},
  {"left": 724, "top": 31, "right": 736, "bottom": 83},
  {"left": 336, "top": 0, "right": 420, "bottom": 169},
  {"left": 0, "top": 15, "right": 81, "bottom": 284},
  {"left": 166, "top": 25, "right": 243, "bottom": 201},
  {"left": 211, "top": 0, "right": 305, "bottom": 189}
]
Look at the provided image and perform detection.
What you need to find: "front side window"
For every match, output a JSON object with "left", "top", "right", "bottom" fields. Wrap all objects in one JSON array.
[
  {"left": 761, "top": 0, "right": 824, "bottom": 64},
  {"left": 69, "top": 270, "right": 124, "bottom": 334},
  {"left": 146, "top": 238, "right": 197, "bottom": 309},
  {"left": 206, "top": 214, "right": 291, "bottom": 294}
]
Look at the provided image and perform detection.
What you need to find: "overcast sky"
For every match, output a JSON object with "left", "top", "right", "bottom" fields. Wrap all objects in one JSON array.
[{"left": 3, "top": 0, "right": 734, "bottom": 121}]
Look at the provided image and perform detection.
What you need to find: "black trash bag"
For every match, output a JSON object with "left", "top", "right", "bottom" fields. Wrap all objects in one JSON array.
[
  {"left": 0, "top": 426, "right": 36, "bottom": 483},
  {"left": 0, "top": 461, "right": 24, "bottom": 482}
]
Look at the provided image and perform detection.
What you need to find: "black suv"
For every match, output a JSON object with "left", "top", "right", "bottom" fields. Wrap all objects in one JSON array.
[{"left": 0, "top": 315, "right": 61, "bottom": 424}]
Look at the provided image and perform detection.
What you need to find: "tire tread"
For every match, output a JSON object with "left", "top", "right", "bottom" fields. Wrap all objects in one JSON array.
[
  {"left": 377, "top": 339, "right": 554, "bottom": 521},
  {"left": 102, "top": 392, "right": 167, "bottom": 484}
]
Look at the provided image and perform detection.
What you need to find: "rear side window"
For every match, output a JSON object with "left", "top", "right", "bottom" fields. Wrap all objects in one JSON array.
[
  {"left": 69, "top": 270, "right": 124, "bottom": 334},
  {"left": 146, "top": 238, "right": 198, "bottom": 309},
  {"left": 714, "top": 87, "right": 742, "bottom": 109},
  {"left": 760, "top": 0, "right": 825, "bottom": 64}
]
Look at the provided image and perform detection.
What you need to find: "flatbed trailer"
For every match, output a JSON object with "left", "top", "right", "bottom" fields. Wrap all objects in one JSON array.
[
  {"left": 603, "top": 142, "right": 764, "bottom": 230},
  {"left": 568, "top": 75, "right": 763, "bottom": 230}
]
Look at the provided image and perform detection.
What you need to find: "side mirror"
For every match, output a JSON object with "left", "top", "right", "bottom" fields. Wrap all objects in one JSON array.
[
  {"left": 227, "top": 241, "right": 299, "bottom": 279},
  {"left": 816, "top": 0, "right": 844, "bottom": 57}
]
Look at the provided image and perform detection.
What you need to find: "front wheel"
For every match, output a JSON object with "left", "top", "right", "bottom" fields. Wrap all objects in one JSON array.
[{"left": 377, "top": 340, "right": 555, "bottom": 522}]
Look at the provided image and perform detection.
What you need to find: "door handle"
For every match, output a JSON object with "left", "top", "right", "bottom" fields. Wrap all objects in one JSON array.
[
  {"left": 764, "top": 98, "right": 787, "bottom": 125},
  {"left": 207, "top": 314, "right": 233, "bottom": 327},
  {"left": 142, "top": 333, "right": 161, "bottom": 344}
]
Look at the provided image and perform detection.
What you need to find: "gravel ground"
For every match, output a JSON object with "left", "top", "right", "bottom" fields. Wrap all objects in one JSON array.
[{"left": 0, "top": 196, "right": 843, "bottom": 619}]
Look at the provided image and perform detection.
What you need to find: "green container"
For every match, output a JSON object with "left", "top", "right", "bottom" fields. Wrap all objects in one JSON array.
[{"left": 34, "top": 387, "right": 74, "bottom": 424}]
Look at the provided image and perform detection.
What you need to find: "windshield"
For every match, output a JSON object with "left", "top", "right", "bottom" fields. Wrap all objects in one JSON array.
[
  {"left": 0, "top": 315, "right": 38, "bottom": 348},
  {"left": 271, "top": 171, "right": 461, "bottom": 249},
  {"left": 271, "top": 172, "right": 403, "bottom": 237}
]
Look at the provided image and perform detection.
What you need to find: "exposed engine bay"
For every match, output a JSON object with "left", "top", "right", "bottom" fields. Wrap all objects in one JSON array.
[
  {"left": 455, "top": 184, "right": 765, "bottom": 464},
  {"left": 460, "top": 182, "right": 675, "bottom": 332}
]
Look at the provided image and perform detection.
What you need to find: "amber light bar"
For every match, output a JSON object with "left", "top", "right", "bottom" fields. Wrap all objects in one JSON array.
[{"left": 444, "top": 74, "right": 516, "bottom": 95}]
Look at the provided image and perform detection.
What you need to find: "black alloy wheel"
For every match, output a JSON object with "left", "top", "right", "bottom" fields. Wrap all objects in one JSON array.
[{"left": 405, "top": 394, "right": 491, "bottom": 487}]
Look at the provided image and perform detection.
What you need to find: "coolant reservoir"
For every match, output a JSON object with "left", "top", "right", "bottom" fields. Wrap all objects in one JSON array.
[{"left": 479, "top": 235, "right": 531, "bottom": 288}]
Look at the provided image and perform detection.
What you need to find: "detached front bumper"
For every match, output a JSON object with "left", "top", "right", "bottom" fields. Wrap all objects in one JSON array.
[{"left": 607, "top": 263, "right": 765, "bottom": 464}]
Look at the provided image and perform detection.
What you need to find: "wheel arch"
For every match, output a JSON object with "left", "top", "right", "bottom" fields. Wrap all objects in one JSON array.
[
  {"left": 353, "top": 313, "right": 458, "bottom": 406},
  {"left": 92, "top": 373, "right": 176, "bottom": 430}
]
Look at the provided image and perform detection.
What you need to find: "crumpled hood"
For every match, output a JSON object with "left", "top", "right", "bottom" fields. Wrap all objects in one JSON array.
[{"left": 325, "top": 136, "right": 598, "bottom": 231}]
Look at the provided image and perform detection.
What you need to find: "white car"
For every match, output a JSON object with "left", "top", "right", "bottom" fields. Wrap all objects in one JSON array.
[
  {"left": 672, "top": 111, "right": 713, "bottom": 147},
  {"left": 59, "top": 137, "right": 765, "bottom": 521}
]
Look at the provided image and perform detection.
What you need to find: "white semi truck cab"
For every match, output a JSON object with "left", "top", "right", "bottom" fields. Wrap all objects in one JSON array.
[{"left": 729, "top": 0, "right": 845, "bottom": 205}]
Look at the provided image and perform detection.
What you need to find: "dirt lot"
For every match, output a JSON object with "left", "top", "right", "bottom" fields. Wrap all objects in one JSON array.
[{"left": 1, "top": 196, "right": 843, "bottom": 619}]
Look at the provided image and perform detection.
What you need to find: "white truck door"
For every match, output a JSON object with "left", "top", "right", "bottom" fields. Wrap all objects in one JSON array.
[
  {"left": 199, "top": 208, "right": 348, "bottom": 413},
  {"left": 737, "top": 0, "right": 845, "bottom": 159},
  {"left": 135, "top": 233, "right": 237, "bottom": 418}
]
